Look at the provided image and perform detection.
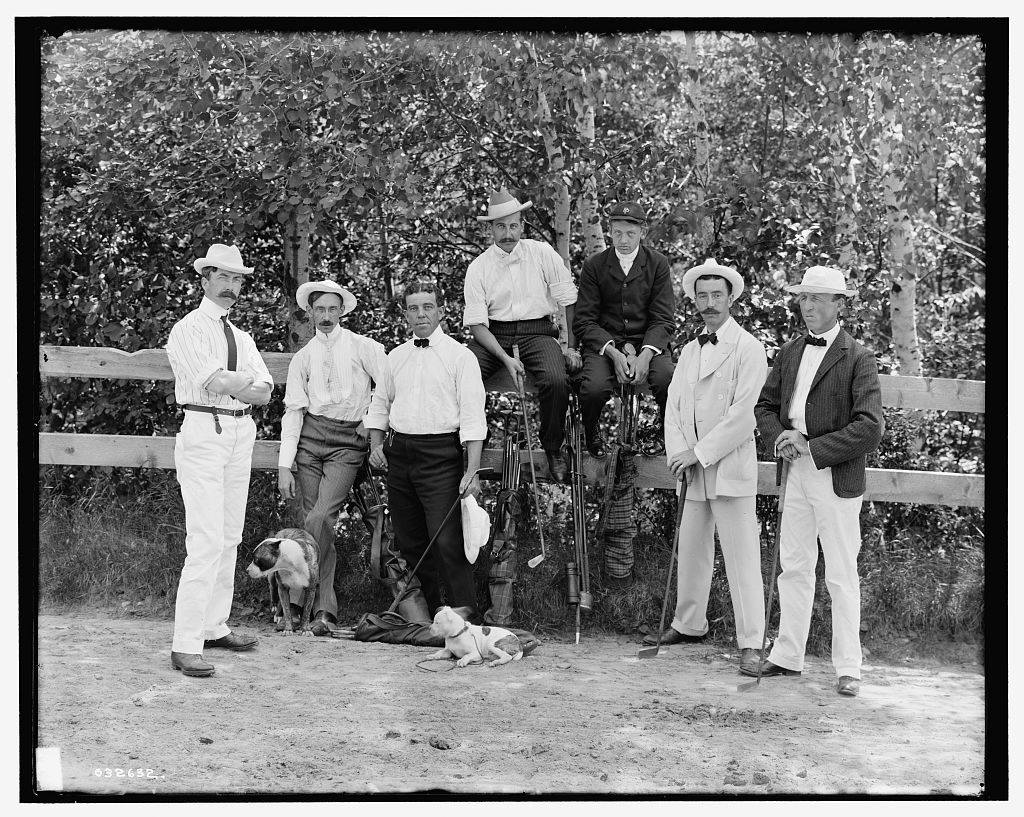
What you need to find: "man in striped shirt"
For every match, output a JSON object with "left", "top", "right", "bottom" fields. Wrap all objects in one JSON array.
[
  {"left": 277, "top": 280, "right": 387, "bottom": 635},
  {"left": 165, "top": 243, "right": 273, "bottom": 678}
]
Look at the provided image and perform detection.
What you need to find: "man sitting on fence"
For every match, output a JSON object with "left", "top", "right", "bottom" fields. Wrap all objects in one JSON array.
[
  {"left": 277, "top": 280, "right": 388, "bottom": 635},
  {"left": 166, "top": 243, "right": 273, "bottom": 678},
  {"left": 749, "top": 266, "right": 883, "bottom": 697},
  {"left": 463, "top": 187, "right": 580, "bottom": 482}
]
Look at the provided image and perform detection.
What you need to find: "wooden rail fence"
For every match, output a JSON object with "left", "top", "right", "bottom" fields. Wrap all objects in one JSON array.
[{"left": 38, "top": 345, "right": 985, "bottom": 508}]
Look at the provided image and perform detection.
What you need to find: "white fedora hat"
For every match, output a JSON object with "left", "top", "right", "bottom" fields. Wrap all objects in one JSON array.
[
  {"left": 475, "top": 187, "right": 533, "bottom": 222},
  {"left": 296, "top": 280, "right": 358, "bottom": 314},
  {"left": 460, "top": 495, "right": 491, "bottom": 564},
  {"left": 681, "top": 258, "right": 745, "bottom": 301},
  {"left": 193, "top": 243, "right": 254, "bottom": 275},
  {"left": 785, "top": 266, "right": 858, "bottom": 297}
]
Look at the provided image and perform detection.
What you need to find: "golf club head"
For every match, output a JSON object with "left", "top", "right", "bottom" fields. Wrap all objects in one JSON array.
[
  {"left": 637, "top": 645, "right": 661, "bottom": 659},
  {"left": 737, "top": 678, "right": 761, "bottom": 692},
  {"left": 527, "top": 553, "right": 545, "bottom": 569}
]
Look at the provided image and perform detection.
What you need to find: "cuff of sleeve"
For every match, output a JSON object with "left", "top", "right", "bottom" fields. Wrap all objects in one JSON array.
[
  {"left": 549, "top": 281, "right": 578, "bottom": 305},
  {"left": 277, "top": 443, "right": 298, "bottom": 470},
  {"left": 200, "top": 366, "right": 224, "bottom": 391},
  {"left": 363, "top": 417, "right": 389, "bottom": 432},
  {"left": 693, "top": 443, "right": 713, "bottom": 469},
  {"left": 462, "top": 305, "right": 489, "bottom": 327},
  {"left": 599, "top": 340, "right": 614, "bottom": 356},
  {"left": 807, "top": 439, "right": 818, "bottom": 469},
  {"left": 642, "top": 344, "right": 661, "bottom": 356},
  {"left": 459, "top": 427, "right": 487, "bottom": 444}
]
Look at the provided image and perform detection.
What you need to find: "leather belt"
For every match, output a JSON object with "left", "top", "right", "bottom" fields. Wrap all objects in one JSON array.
[{"left": 184, "top": 404, "right": 252, "bottom": 417}]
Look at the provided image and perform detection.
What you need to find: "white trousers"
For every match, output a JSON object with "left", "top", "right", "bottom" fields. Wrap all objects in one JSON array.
[
  {"left": 768, "top": 454, "right": 864, "bottom": 678},
  {"left": 172, "top": 411, "right": 256, "bottom": 654},
  {"left": 670, "top": 494, "right": 765, "bottom": 648}
]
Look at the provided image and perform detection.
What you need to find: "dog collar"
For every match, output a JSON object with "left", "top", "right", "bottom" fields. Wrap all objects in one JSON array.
[{"left": 453, "top": 624, "right": 469, "bottom": 637}]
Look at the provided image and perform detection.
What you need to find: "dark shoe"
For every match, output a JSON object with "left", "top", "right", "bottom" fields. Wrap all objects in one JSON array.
[
  {"left": 203, "top": 632, "right": 258, "bottom": 651},
  {"left": 837, "top": 675, "right": 860, "bottom": 697},
  {"left": 545, "top": 450, "right": 569, "bottom": 483},
  {"left": 739, "top": 648, "right": 762, "bottom": 675},
  {"left": 641, "top": 628, "right": 706, "bottom": 647},
  {"left": 308, "top": 611, "right": 336, "bottom": 637},
  {"left": 738, "top": 659, "right": 801, "bottom": 678},
  {"left": 585, "top": 426, "right": 607, "bottom": 458},
  {"left": 171, "top": 651, "right": 215, "bottom": 677}
]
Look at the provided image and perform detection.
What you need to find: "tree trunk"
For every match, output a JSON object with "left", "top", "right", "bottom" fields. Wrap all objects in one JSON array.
[
  {"left": 576, "top": 89, "right": 605, "bottom": 258},
  {"left": 683, "top": 32, "right": 715, "bottom": 255},
  {"left": 284, "top": 210, "right": 313, "bottom": 352}
]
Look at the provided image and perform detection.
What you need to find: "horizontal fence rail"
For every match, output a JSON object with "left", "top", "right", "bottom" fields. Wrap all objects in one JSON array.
[{"left": 38, "top": 345, "right": 986, "bottom": 507}]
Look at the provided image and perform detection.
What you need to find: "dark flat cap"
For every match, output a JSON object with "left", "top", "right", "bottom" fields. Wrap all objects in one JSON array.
[{"left": 606, "top": 201, "right": 647, "bottom": 224}]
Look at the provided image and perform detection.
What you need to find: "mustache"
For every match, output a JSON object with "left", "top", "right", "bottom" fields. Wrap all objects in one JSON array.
[
  {"left": 701, "top": 308, "right": 718, "bottom": 314},
  {"left": 318, "top": 320, "right": 334, "bottom": 326},
  {"left": 219, "top": 290, "right": 238, "bottom": 300}
]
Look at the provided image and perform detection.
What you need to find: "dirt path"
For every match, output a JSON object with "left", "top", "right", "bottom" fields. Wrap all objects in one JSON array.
[{"left": 34, "top": 612, "right": 984, "bottom": 796}]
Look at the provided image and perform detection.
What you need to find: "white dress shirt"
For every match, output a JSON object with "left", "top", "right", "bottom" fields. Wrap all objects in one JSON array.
[
  {"left": 364, "top": 325, "right": 487, "bottom": 443},
  {"left": 278, "top": 326, "right": 389, "bottom": 469},
  {"left": 615, "top": 246, "right": 639, "bottom": 276},
  {"left": 781, "top": 321, "right": 842, "bottom": 465},
  {"left": 166, "top": 297, "right": 272, "bottom": 410},
  {"left": 462, "top": 238, "right": 577, "bottom": 327}
]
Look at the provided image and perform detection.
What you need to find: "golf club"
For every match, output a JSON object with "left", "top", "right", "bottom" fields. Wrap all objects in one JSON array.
[
  {"left": 638, "top": 474, "right": 689, "bottom": 659},
  {"left": 512, "top": 344, "right": 547, "bottom": 569},
  {"left": 739, "top": 458, "right": 791, "bottom": 692}
]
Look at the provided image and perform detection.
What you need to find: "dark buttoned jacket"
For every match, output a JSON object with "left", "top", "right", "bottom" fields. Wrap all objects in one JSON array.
[
  {"left": 572, "top": 245, "right": 676, "bottom": 355},
  {"left": 755, "top": 328, "right": 884, "bottom": 498}
]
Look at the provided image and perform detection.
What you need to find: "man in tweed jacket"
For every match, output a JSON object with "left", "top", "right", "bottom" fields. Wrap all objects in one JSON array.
[{"left": 750, "top": 266, "right": 884, "bottom": 697}]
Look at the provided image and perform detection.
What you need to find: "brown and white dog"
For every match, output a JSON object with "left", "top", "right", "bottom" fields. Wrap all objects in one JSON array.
[
  {"left": 427, "top": 606, "right": 524, "bottom": 667},
  {"left": 245, "top": 528, "right": 320, "bottom": 636}
]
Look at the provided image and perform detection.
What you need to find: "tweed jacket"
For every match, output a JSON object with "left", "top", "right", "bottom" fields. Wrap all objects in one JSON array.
[
  {"left": 572, "top": 245, "right": 676, "bottom": 355},
  {"left": 665, "top": 317, "right": 768, "bottom": 500},
  {"left": 755, "top": 327, "right": 884, "bottom": 498}
]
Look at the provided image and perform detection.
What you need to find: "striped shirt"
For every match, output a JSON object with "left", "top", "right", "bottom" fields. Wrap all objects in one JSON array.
[
  {"left": 166, "top": 297, "right": 273, "bottom": 410},
  {"left": 364, "top": 325, "right": 487, "bottom": 443},
  {"left": 278, "top": 326, "right": 388, "bottom": 468},
  {"left": 462, "top": 238, "right": 577, "bottom": 327}
]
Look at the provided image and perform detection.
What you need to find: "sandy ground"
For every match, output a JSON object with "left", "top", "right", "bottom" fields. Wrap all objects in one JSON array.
[{"left": 34, "top": 611, "right": 985, "bottom": 797}]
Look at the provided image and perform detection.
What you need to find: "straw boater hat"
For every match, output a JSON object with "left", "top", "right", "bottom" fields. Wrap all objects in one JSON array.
[
  {"left": 785, "top": 266, "right": 858, "bottom": 297},
  {"left": 193, "top": 243, "right": 254, "bottom": 275},
  {"left": 296, "top": 280, "right": 358, "bottom": 314},
  {"left": 460, "top": 495, "right": 491, "bottom": 564},
  {"left": 681, "top": 258, "right": 745, "bottom": 301},
  {"left": 476, "top": 188, "right": 533, "bottom": 222}
]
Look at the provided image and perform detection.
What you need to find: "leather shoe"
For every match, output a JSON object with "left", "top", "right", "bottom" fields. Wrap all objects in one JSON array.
[
  {"left": 738, "top": 659, "right": 801, "bottom": 678},
  {"left": 545, "top": 450, "right": 569, "bottom": 483},
  {"left": 585, "top": 426, "right": 607, "bottom": 458},
  {"left": 739, "top": 648, "right": 762, "bottom": 675},
  {"left": 641, "top": 628, "right": 705, "bottom": 647},
  {"left": 308, "top": 611, "right": 336, "bottom": 637},
  {"left": 837, "top": 675, "right": 860, "bottom": 697},
  {"left": 203, "top": 632, "right": 258, "bottom": 651},
  {"left": 171, "top": 651, "right": 214, "bottom": 677}
]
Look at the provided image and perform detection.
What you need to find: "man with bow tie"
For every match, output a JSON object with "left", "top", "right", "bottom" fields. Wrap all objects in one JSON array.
[
  {"left": 749, "top": 266, "right": 883, "bottom": 697},
  {"left": 573, "top": 201, "right": 676, "bottom": 458},
  {"left": 277, "top": 280, "right": 388, "bottom": 635},
  {"left": 463, "top": 188, "right": 579, "bottom": 482},
  {"left": 166, "top": 243, "right": 273, "bottom": 677},
  {"left": 641, "top": 259, "right": 768, "bottom": 676},
  {"left": 366, "top": 281, "right": 487, "bottom": 619}
]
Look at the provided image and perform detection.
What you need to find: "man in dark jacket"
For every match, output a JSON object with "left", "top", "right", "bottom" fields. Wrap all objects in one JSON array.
[
  {"left": 749, "top": 266, "right": 884, "bottom": 698},
  {"left": 572, "top": 201, "right": 675, "bottom": 457}
]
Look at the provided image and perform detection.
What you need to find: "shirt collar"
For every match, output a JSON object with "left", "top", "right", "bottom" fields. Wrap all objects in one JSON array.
[
  {"left": 316, "top": 325, "right": 343, "bottom": 344},
  {"left": 491, "top": 241, "right": 522, "bottom": 262},
  {"left": 615, "top": 246, "right": 639, "bottom": 266},
  {"left": 199, "top": 296, "right": 229, "bottom": 320},
  {"left": 810, "top": 322, "right": 842, "bottom": 347},
  {"left": 409, "top": 325, "right": 446, "bottom": 345}
]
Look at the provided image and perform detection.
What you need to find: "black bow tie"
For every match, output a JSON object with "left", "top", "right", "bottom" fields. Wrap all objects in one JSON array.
[
  {"left": 805, "top": 335, "right": 827, "bottom": 347},
  {"left": 698, "top": 332, "right": 718, "bottom": 347},
  {"left": 414, "top": 338, "right": 430, "bottom": 348}
]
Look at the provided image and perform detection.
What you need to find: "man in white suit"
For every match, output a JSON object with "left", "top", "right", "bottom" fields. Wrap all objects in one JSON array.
[{"left": 642, "top": 259, "right": 768, "bottom": 675}]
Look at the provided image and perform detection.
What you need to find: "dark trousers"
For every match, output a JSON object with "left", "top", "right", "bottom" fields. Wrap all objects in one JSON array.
[
  {"left": 384, "top": 431, "right": 475, "bottom": 614},
  {"left": 292, "top": 413, "right": 368, "bottom": 619},
  {"left": 578, "top": 345, "right": 674, "bottom": 431},
  {"left": 468, "top": 318, "right": 569, "bottom": 451}
]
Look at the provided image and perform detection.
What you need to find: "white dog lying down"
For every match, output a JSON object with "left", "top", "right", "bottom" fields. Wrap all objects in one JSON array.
[{"left": 427, "top": 606, "right": 524, "bottom": 667}]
